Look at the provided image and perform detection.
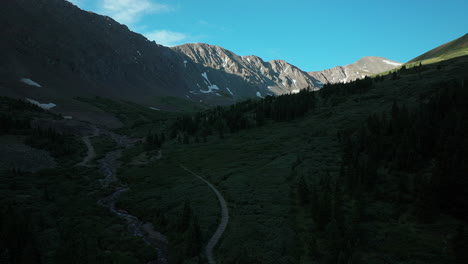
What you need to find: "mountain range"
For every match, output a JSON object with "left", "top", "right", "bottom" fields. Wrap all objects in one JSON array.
[
  {"left": 173, "top": 43, "right": 320, "bottom": 97},
  {"left": 308, "top": 56, "right": 402, "bottom": 84},
  {"left": 0, "top": 0, "right": 404, "bottom": 112}
]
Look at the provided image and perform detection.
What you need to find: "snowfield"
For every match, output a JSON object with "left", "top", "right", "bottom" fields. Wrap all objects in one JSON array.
[
  {"left": 226, "top": 87, "right": 234, "bottom": 96},
  {"left": 200, "top": 84, "right": 220, "bottom": 94},
  {"left": 200, "top": 72, "right": 220, "bottom": 94},
  {"left": 20, "top": 78, "right": 42, "bottom": 87},
  {"left": 383, "top": 60, "right": 402, "bottom": 66},
  {"left": 25, "top": 98, "right": 56, "bottom": 110}
]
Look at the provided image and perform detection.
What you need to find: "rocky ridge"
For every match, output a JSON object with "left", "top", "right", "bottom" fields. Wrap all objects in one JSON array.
[
  {"left": 308, "top": 56, "right": 402, "bottom": 84},
  {"left": 173, "top": 43, "right": 321, "bottom": 98}
]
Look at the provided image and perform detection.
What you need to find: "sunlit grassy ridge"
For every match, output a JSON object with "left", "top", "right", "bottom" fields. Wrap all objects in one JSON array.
[
  {"left": 371, "top": 34, "right": 467, "bottom": 78},
  {"left": 408, "top": 33, "right": 468, "bottom": 64}
]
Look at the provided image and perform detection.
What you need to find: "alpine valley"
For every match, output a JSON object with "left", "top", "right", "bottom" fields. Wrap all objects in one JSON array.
[{"left": 1, "top": 0, "right": 467, "bottom": 264}]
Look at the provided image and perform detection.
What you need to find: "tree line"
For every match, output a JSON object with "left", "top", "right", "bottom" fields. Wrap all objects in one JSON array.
[
  {"left": 169, "top": 88, "right": 317, "bottom": 142},
  {"left": 292, "top": 77, "right": 468, "bottom": 263},
  {"left": 339, "top": 79, "right": 468, "bottom": 222}
]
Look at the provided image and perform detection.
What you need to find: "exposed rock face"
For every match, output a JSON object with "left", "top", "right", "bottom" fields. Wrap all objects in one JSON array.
[
  {"left": 308, "top": 56, "right": 402, "bottom": 85},
  {"left": 173, "top": 43, "right": 321, "bottom": 98},
  {"left": 0, "top": 0, "right": 238, "bottom": 105},
  {"left": 0, "top": 0, "right": 319, "bottom": 106},
  {"left": 0, "top": 0, "right": 400, "bottom": 109}
]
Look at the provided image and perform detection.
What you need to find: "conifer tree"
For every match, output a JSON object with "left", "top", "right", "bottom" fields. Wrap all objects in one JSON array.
[
  {"left": 297, "top": 176, "right": 309, "bottom": 204},
  {"left": 184, "top": 216, "right": 203, "bottom": 258},
  {"left": 451, "top": 226, "right": 468, "bottom": 263},
  {"left": 178, "top": 200, "right": 192, "bottom": 231}
]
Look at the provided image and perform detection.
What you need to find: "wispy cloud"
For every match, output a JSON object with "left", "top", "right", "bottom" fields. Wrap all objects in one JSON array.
[
  {"left": 145, "top": 30, "right": 188, "bottom": 46},
  {"left": 100, "top": 0, "right": 172, "bottom": 25}
]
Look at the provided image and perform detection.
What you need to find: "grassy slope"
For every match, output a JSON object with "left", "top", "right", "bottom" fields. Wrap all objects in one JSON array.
[
  {"left": 115, "top": 56, "right": 468, "bottom": 263},
  {"left": 372, "top": 34, "right": 467, "bottom": 78},
  {"left": 407, "top": 33, "right": 468, "bottom": 65}
]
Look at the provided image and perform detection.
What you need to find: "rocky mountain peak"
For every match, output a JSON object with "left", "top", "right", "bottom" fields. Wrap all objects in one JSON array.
[
  {"left": 308, "top": 56, "right": 401, "bottom": 85},
  {"left": 173, "top": 43, "right": 320, "bottom": 97}
]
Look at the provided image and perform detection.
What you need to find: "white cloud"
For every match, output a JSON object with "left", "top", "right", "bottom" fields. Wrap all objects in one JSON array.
[
  {"left": 145, "top": 30, "right": 188, "bottom": 46},
  {"left": 101, "top": 0, "right": 172, "bottom": 24}
]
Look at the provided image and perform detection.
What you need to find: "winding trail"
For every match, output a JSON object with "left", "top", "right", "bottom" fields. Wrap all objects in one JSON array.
[
  {"left": 180, "top": 165, "right": 229, "bottom": 264},
  {"left": 77, "top": 126, "right": 226, "bottom": 263},
  {"left": 77, "top": 126, "right": 99, "bottom": 167}
]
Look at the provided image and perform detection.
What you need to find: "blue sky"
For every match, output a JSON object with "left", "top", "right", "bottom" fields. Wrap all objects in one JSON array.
[{"left": 68, "top": 0, "right": 467, "bottom": 71}]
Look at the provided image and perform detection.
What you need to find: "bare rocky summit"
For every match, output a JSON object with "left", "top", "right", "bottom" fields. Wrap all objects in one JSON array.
[
  {"left": 173, "top": 43, "right": 321, "bottom": 98},
  {"left": 308, "top": 56, "right": 402, "bottom": 84}
]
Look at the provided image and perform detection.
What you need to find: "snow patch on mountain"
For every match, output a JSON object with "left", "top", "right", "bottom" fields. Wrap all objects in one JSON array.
[
  {"left": 201, "top": 72, "right": 209, "bottom": 82},
  {"left": 199, "top": 72, "right": 220, "bottom": 93},
  {"left": 200, "top": 84, "right": 220, "bottom": 94},
  {"left": 26, "top": 98, "right": 56, "bottom": 110},
  {"left": 20, "top": 78, "right": 42, "bottom": 87},
  {"left": 383, "top": 60, "right": 402, "bottom": 66}
]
